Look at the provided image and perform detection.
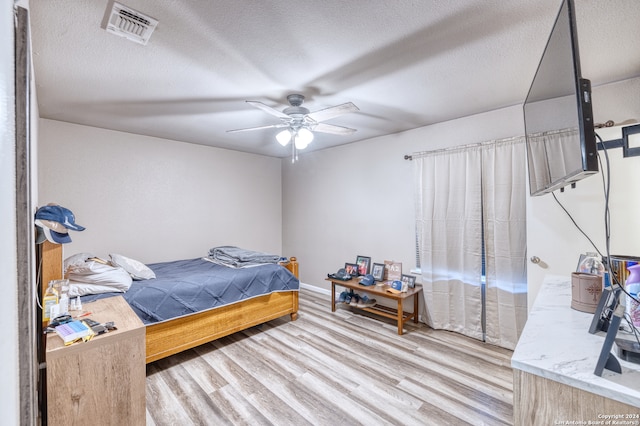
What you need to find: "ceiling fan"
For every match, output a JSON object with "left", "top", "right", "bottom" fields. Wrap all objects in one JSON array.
[{"left": 227, "top": 94, "right": 359, "bottom": 160}]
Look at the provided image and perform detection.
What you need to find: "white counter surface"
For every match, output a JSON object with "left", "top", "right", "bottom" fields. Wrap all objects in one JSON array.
[{"left": 512, "top": 274, "right": 640, "bottom": 408}]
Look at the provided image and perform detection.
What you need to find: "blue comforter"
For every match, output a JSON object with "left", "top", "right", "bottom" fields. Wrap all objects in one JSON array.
[{"left": 82, "top": 258, "right": 299, "bottom": 325}]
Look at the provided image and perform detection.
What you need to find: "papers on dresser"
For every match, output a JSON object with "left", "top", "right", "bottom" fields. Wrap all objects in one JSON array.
[{"left": 55, "top": 320, "right": 95, "bottom": 345}]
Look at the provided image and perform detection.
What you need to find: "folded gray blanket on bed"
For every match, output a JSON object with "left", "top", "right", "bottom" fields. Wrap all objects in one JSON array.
[{"left": 208, "top": 245, "right": 280, "bottom": 268}]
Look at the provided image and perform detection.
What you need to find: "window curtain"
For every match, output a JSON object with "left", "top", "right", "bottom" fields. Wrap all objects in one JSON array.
[
  {"left": 481, "top": 138, "right": 528, "bottom": 349},
  {"left": 414, "top": 137, "right": 527, "bottom": 350},
  {"left": 527, "top": 128, "right": 581, "bottom": 193},
  {"left": 414, "top": 146, "right": 484, "bottom": 342}
]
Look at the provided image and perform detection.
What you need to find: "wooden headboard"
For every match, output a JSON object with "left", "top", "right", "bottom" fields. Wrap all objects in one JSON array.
[{"left": 38, "top": 240, "right": 63, "bottom": 316}]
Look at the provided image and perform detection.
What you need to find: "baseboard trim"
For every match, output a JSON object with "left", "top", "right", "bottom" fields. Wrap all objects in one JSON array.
[{"left": 300, "top": 282, "right": 331, "bottom": 296}]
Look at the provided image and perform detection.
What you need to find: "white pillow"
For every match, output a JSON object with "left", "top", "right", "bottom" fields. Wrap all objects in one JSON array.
[
  {"left": 67, "top": 281, "right": 127, "bottom": 298},
  {"left": 65, "top": 260, "right": 133, "bottom": 296},
  {"left": 109, "top": 253, "right": 156, "bottom": 280},
  {"left": 63, "top": 252, "right": 97, "bottom": 274}
]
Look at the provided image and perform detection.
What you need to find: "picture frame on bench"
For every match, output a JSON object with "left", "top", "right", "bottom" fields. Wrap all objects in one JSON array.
[
  {"left": 356, "top": 255, "right": 371, "bottom": 276},
  {"left": 344, "top": 263, "right": 359, "bottom": 277},
  {"left": 401, "top": 274, "right": 416, "bottom": 289},
  {"left": 371, "top": 263, "right": 385, "bottom": 281}
]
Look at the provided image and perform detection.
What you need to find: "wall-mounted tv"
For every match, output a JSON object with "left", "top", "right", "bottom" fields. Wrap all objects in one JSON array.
[{"left": 524, "top": 0, "right": 598, "bottom": 196}]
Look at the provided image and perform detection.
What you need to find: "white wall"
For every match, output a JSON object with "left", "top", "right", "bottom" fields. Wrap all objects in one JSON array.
[
  {"left": 38, "top": 119, "right": 284, "bottom": 263},
  {"left": 1, "top": 0, "right": 19, "bottom": 423},
  {"left": 282, "top": 105, "right": 525, "bottom": 291},
  {"left": 37, "top": 76, "right": 640, "bottom": 309},
  {"left": 526, "top": 77, "right": 640, "bottom": 307},
  {"left": 283, "top": 77, "right": 640, "bottom": 308}
]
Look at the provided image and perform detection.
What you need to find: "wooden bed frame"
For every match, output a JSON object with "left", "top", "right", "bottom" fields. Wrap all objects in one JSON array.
[{"left": 38, "top": 241, "right": 299, "bottom": 363}]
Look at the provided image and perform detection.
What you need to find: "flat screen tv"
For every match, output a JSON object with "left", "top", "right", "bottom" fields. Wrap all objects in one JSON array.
[{"left": 524, "top": 0, "right": 598, "bottom": 196}]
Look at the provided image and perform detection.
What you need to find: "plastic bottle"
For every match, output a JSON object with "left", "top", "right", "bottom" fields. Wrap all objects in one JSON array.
[
  {"left": 627, "top": 263, "right": 640, "bottom": 284},
  {"left": 42, "top": 282, "right": 58, "bottom": 323},
  {"left": 59, "top": 294, "right": 69, "bottom": 315},
  {"left": 626, "top": 264, "right": 640, "bottom": 327},
  {"left": 52, "top": 279, "right": 70, "bottom": 315}
]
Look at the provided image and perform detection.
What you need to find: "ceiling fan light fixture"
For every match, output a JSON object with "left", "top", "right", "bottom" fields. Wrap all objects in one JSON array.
[
  {"left": 276, "top": 129, "right": 292, "bottom": 146},
  {"left": 228, "top": 94, "right": 358, "bottom": 161},
  {"left": 295, "top": 128, "right": 314, "bottom": 149}
]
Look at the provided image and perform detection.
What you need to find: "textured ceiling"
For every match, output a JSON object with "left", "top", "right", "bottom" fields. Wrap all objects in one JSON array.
[{"left": 29, "top": 0, "right": 640, "bottom": 158}]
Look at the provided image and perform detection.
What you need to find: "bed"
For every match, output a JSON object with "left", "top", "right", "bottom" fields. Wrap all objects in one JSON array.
[{"left": 38, "top": 241, "right": 299, "bottom": 363}]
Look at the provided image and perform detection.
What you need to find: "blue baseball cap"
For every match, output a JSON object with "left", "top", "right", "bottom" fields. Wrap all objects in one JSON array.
[
  {"left": 35, "top": 225, "right": 47, "bottom": 244},
  {"left": 359, "top": 274, "right": 375, "bottom": 286},
  {"left": 387, "top": 280, "right": 405, "bottom": 294},
  {"left": 328, "top": 268, "right": 351, "bottom": 281},
  {"left": 39, "top": 225, "right": 72, "bottom": 244},
  {"left": 35, "top": 205, "right": 85, "bottom": 231}
]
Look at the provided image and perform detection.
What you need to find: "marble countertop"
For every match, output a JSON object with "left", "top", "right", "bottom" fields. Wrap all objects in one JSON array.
[{"left": 511, "top": 274, "right": 640, "bottom": 408}]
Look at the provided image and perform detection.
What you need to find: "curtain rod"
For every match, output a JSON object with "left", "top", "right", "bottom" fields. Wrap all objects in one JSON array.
[
  {"left": 404, "top": 135, "right": 526, "bottom": 161},
  {"left": 403, "top": 142, "right": 484, "bottom": 161},
  {"left": 404, "top": 120, "right": 638, "bottom": 160}
]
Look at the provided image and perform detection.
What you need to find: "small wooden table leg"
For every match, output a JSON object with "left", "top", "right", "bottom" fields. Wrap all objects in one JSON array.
[
  {"left": 397, "top": 299, "right": 404, "bottom": 335},
  {"left": 413, "top": 293, "right": 419, "bottom": 323},
  {"left": 331, "top": 282, "right": 336, "bottom": 312}
]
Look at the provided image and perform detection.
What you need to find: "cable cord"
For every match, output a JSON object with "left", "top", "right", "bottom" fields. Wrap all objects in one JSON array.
[
  {"left": 552, "top": 132, "right": 640, "bottom": 311},
  {"left": 621, "top": 311, "right": 640, "bottom": 346},
  {"left": 36, "top": 253, "right": 43, "bottom": 310},
  {"left": 596, "top": 134, "right": 640, "bottom": 309},
  {"left": 598, "top": 133, "right": 613, "bottom": 281},
  {"left": 552, "top": 192, "right": 603, "bottom": 258}
]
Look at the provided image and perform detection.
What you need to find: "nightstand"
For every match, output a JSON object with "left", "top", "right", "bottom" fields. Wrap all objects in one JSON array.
[{"left": 45, "top": 296, "right": 146, "bottom": 426}]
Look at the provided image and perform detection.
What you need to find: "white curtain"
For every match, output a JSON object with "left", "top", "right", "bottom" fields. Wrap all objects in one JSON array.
[
  {"left": 414, "top": 137, "right": 527, "bottom": 349},
  {"left": 482, "top": 138, "right": 528, "bottom": 349},
  {"left": 527, "top": 128, "right": 580, "bottom": 194},
  {"left": 414, "top": 146, "right": 484, "bottom": 341}
]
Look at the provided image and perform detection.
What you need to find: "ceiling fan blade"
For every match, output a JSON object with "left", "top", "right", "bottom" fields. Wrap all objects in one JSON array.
[
  {"left": 246, "top": 100, "right": 290, "bottom": 119},
  {"left": 311, "top": 122, "right": 357, "bottom": 135},
  {"left": 226, "top": 123, "right": 288, "bottom": 133},
  {"left": 306, "top": 102, "right": 359, "bottom": 123}
]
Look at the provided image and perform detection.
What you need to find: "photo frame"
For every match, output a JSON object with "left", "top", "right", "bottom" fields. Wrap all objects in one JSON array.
[
  {"left": 401, "top": 274, "right": 416, "bottom": 289},
  {"left": 344, "top": 263, "right": 359, "bottom": 277},
  {"left": 384, "top": 260, "right": 402, "bottom": 281},
  {"left": 355, "top": 255, "right": 371, "bottom": 276},
  {"left": 575, "top": 253, "right": 587, "bottom": 273},
  {"left": 371, "top": 263, "right": 385, "bottom": 281}
]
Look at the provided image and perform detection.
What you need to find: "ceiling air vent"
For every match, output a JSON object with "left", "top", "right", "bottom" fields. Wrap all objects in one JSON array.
[{"left": 105, "top": 2, "right": 158, "bottom": 45}]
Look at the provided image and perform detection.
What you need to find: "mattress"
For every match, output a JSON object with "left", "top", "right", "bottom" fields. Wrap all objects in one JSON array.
[{"left": 82, "top": 257, "right": 299, "bottom": 325}]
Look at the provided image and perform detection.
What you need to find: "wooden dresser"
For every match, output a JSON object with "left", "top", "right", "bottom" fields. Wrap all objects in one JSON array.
[
  {"left": 511, "top": 275, "right": 640, "bottom": 424},
  {"left": 46, "top": 296, "right": 146, "bottom": 426}
]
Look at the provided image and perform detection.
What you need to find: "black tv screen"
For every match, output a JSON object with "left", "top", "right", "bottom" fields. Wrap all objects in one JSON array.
[{"left": 524, "top": 0, "right": 598, "bottom": 196}]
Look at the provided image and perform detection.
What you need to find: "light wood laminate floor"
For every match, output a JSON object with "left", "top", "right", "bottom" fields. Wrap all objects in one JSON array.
[{"left": 146, "top": 288, "right": 514, "bottom": 425}]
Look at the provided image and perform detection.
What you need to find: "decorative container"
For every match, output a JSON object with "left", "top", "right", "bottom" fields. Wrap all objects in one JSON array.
[{"left": 571, "top": 272, "right": 603, "bottom": 313}]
